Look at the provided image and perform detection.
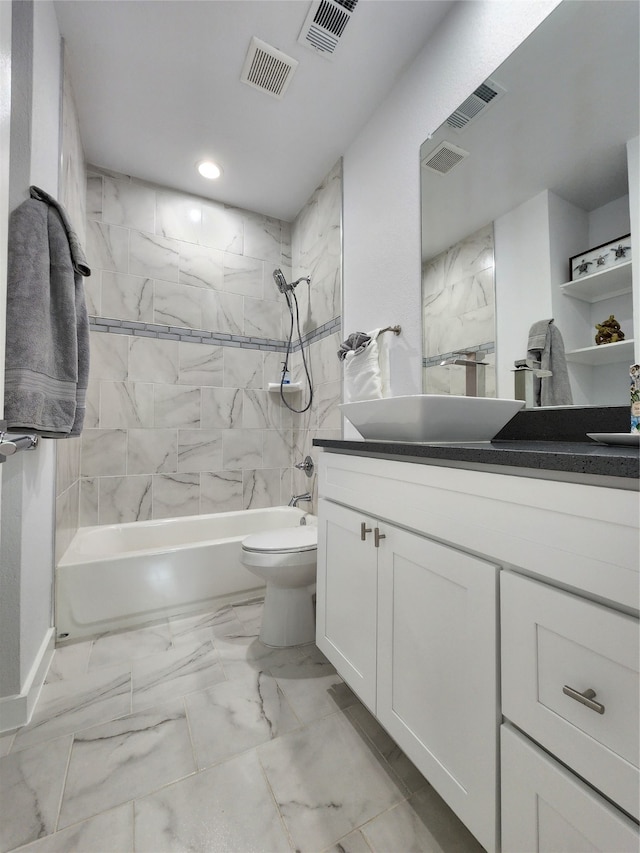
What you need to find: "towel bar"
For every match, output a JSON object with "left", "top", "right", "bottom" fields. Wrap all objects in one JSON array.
[
  {"left": 0, "top": 420, "right": 39, "bottom": 460},
  {"left": 380, "top": 325, "right": 401, "bottom": 335}
]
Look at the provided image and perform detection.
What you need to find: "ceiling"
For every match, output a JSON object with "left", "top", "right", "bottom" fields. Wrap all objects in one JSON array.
[
  {"left": 54, "top": 0, "right": 454, "bottom": 222},
  {"left": 420, "top": 0, "right": 640, "bottom": 261}
]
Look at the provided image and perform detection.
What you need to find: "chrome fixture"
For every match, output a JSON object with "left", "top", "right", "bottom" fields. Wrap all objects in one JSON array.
[
  {"left": 0, "top": 421, "right": 39, "bottom": 461},
  {"left": 288, "top": 492, "right": 312, "bottom": 507},
  {"left": 273, "top": 268, "right": 311, "bottom": 294},
  {"left": 273, "top": 268, "right": 313, "bottom": 415},
  {"left": 439, "top": 351, "right": 487, "bottom": 397},
  {"left": 294, "top": 455, "right": 314, "bottom": 478},
  {"left": 512, "top": 359, "right": 553, "bottom": 408}
]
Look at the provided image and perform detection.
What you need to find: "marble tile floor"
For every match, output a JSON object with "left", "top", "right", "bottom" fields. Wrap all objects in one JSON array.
[{"left": 0, "top": 599, "right": 483, "bottom": 853}]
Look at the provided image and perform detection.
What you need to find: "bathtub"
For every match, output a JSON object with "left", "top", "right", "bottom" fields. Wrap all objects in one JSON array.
[{"left": 56, "top": 506, "right": 315, "bottom": 641}]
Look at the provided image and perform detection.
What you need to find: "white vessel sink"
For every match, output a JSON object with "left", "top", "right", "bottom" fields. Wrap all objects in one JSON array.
[{"left": 339, "top": 395, "right": 524, "bottom": 443}]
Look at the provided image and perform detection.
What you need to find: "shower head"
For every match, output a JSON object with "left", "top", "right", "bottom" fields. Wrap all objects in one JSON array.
[
  {"left": 273, "top": 269, "right": 289, "bottom": 293},
  {"left": 273, "top": 269, "right": 311, "bottom": 294}
]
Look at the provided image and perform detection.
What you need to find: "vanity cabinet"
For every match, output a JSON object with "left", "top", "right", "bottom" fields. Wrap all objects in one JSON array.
[
  {"left": 316, "top": 449, "right": 639, "bottom": 853},
  {"left": 501, "top": 724, "right": 639, "bottom": 853},
  {"left": 317, "top": 464, "right": 499, "bottom": 852},
  {"left": 316, "top": 499, "right": 378, "bottom": 709}
]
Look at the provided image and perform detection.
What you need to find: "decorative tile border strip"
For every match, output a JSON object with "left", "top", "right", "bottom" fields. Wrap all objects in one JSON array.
[
  {"left": 423, "top": 341, "right": 495, "bottom": 368},
  {"left": 89, "top": 315, "right": 342, "bottom": 353}
]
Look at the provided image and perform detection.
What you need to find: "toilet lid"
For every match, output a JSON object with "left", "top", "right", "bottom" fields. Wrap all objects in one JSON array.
[{"left": 242, "top": 526, "right": 317, "bottom": 554}]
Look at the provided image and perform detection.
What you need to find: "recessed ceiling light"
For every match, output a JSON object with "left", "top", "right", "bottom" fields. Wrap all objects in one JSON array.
[{"left": 197, "top": 160, "right": 222, "bottom": 180}]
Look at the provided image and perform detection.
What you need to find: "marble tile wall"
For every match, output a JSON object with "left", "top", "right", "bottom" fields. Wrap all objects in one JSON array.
[
  {"left": 78, "top": 161, "right": 342, "bottom": 527},
  {"left": 55, "top": 48, "right": 87, "bottom": 563},
  {"left": 422, "top": 223, "right": 496, "bottom": 397}
]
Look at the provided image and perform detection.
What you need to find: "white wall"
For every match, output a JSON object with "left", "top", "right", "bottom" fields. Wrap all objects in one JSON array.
[
  {"left": 342, "top": 0, "right": 561, "bottom": 401},
  {"left": 0, "top": 0, "right": 60, "bottom": 731},
  {"left": 629, "top": 137, "right": 639, "bottom": 365}
]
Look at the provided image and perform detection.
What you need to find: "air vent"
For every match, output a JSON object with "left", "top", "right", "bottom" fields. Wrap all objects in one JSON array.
[
  {"left": 240, "top": 37, "right": 299, "bottom": 99},
  {"left": 445, "top": 79, "right": 505, "bottom": 131},
  {"left": 298, "top": 0, "right": 359, "bottom": 59},
  {"left": 421, "top": 142, "right": 469, "bottom": 175}
]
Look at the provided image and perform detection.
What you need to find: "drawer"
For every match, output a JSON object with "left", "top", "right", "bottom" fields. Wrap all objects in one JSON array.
[
  {"left": 502, "top": 724, "right": 639, "bottom": 853},
  {"left": 501, "top": 571, "right": 639, "bottom": 819}
]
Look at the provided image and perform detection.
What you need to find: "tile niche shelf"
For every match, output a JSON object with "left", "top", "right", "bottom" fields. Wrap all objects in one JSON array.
[
  {"left": 268, "top": 382, "right": 303, "bottom": 392},
  {"left": 559, "top": 258, "right": 634, "bottom": 368},
  {"left": 559, "top": 260, "right": 632, "bottom": 303},
  {"left": 564, "top": 338, "right": 635, "bottom": 365}
]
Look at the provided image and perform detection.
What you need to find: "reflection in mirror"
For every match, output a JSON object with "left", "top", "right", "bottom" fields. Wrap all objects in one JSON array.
[{"left": 420, "top": 0, "right": 639, "bottom": 408}]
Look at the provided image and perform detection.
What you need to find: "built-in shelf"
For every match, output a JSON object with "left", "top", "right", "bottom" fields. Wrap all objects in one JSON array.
[
  {"left": 565, "top": 338, "right": 635, "bottom": 365},
  {"left": 268, "top": 382, "right": 303, "bottom": 393},
  {"left": 560, "top": 260, "right": 632, "bottom": 303}
]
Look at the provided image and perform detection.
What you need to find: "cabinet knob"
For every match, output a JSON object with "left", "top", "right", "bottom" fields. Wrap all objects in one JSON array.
[
  {"left": 374, "top": 527, "right": 386, "bottom": 548},
  {"left": 562, "top": 685, "right": 605, "bottom": 715},
  {"left": 360, "top": 522, "right": 372, "bottom": 541}
]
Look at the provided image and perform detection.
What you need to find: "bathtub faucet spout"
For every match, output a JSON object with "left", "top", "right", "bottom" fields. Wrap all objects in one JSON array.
[{"left": 289, "top": 492, "right": 312, "bottom": 507}]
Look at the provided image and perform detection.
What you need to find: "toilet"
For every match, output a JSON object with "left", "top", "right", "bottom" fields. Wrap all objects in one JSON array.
[{"left": 240, "top": 524, "right": 318, "bottom": 647}]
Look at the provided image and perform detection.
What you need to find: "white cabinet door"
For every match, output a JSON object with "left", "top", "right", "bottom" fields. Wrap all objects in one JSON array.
[
  {"left": 502, "top": 724, "right": 640, "bottom": 853},
  {"left": 377, "top": 525, "right": 499, "bottom": 853},
  {"left": 316, "top": 498, "right": 378, "bottom": 711},
  {"left": 501, "top": 571, "right": 640, "bottom": 819}
]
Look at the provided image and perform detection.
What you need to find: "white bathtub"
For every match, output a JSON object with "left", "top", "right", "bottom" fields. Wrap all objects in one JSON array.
[{"left": 56, "top": 506, "right": 314, "bottom": 641}]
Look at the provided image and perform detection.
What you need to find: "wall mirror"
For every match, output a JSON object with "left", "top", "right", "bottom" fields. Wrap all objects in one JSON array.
[{"left": 420, "top": 0, "right": 639, "bottom": 408}]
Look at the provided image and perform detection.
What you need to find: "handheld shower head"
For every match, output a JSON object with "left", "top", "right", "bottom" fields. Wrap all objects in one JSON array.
[
  {"left": 273, "top": 269, "right": 312, "bottom": 294},
  {"left": 273, "top": 269, "right": 289, "bottom": 293}
]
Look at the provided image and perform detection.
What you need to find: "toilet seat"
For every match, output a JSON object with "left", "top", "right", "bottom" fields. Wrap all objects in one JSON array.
[{"left": 242, "top": 526, "right": 317, "bottom": 555}]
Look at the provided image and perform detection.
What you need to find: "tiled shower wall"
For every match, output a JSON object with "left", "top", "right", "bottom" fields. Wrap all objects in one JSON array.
[
  {"left": 55, "top": 50, "right": 87, "bottom": 563},
  {"left": 76, "top": 161, "right": 342, "bottom": 528},
  {"left": 422, "top": 222, "right": 496, "bottom": 396}
]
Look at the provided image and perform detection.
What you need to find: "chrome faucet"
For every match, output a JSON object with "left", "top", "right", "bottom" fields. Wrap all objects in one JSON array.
[
  {"left": 439, "top": 351, "right": 487, "bottom": 397},
  {"left": 288, "top": 492, "right": 312, "bottom": 507}
]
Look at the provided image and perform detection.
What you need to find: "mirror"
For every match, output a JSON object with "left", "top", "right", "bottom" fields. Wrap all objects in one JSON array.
[{"left": 420, "top": 0, "right": 639, "bottom": 407}]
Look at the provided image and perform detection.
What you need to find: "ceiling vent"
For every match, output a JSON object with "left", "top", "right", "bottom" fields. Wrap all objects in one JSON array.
[
  {"left": 421, "top": 142, "right": 469, "bottom": 175},
  {"left": 240, "top": 37, "right": 299, "bottom": 99},
  {"left": 298, "top": 0, "right": 359, "bottom": 59},
  {"left": 445, "top": 79, "right": 505, "bottom": 131}
]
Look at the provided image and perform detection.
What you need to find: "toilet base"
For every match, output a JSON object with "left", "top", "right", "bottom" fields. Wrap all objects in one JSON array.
[{"left": 259, "top": 583, "right": 316, "bottom": 647}]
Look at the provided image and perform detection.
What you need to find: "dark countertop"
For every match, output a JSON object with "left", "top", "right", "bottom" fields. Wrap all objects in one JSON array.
[{"left": 312, "top": 438, "right": 639, "bottom": 482}]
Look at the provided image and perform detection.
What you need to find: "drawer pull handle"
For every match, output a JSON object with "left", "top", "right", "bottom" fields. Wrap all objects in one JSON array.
[
  {"left": 562, "top": 685, "right": 605, "bottom": 715},
  {"left": 374, "top": 527, "right": 386, "bottom": 548},
  {"left": 360, "top": 522, "right": 372, "bottom": 541}
]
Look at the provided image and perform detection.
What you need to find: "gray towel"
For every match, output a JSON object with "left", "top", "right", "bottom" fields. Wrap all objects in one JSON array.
[
  {"left": 527, "top": 319, "right": 573, "bottom": 407},
  {"left": 4, "top": 186, "right": 91, "bottom": 437},
  {"left": 337, "top": 331, "right": 371, "bottom": 361}
]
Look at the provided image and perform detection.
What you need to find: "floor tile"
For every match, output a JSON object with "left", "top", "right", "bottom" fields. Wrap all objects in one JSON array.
[
  {"left": 346, "top": 701, "right": 428, "bottom": 796},
  {"left": 0, "top": 735, "right": 71, "bottom": 853},
  {"left": 131, "top": 639, "right": 225, "bottom": 711},
  {"left": 232, "top": 596, "right": 265, "bottom": 625},
  {"left": 270, "top": 648, "right": 358, "bottom": 723},
  {"left": 58, "top": 698, "right": 195, "bottom": 829},
  {"left": 361, "top": 787, "right": 484, "bottom": 853},
  {"left": 324, "top": 829, "right": 372, "bottom": 853},
  {"left": 46, "top": 641, "right": 91, "bottom": 683},
  {"left": 11, "top": 664, "right": 131, "bottom": 752},
  {"left": 259, "top": 711, "right": 406, "bottom": 852},
  {"left": 134, "top": 750, "right": 293, "bottom": 852},
  {"left": 0, "top": 730, "right": 16, "bottom": 758},
  {"left": 186, "top": 670, "right": 300, "bottom": 768},
  {"left": 16, "top": 804, "right": 134, "bottom": 853},
  {"left": 88, "top": 622, "right": 171, "bottom": 670}
]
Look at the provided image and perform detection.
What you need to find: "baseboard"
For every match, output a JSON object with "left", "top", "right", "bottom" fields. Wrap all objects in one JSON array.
[{"left": 0, "top": 627, "right": 55, "bottom": 732}]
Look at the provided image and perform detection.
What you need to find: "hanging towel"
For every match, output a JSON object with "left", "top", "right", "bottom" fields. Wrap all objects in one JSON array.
[
  {"left": 527, "top": 319, "right": 573, "bottom": 407},
  {"left": 343, "top": 328, "right": 391, "bottom": 403},
  {"left": 4, "top": 186, "right": 91, "bottom": 437},
  {"left": 337, "top": 331, "right": 371, "bottom": 361}
]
